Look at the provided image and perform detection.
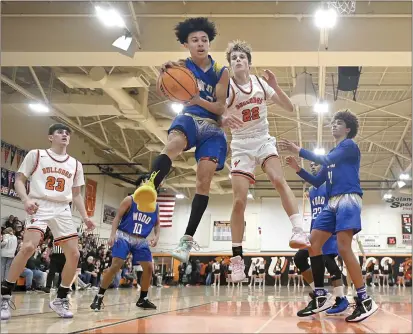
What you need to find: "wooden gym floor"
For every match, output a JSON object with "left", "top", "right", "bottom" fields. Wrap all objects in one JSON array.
[{"left": 1, "top": 285, "right": 411, "bottom": 333}]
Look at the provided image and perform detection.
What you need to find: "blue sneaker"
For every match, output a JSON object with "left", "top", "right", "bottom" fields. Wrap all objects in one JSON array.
[{"left": 326, "top": 296, "right": 349, "bottom": 315}]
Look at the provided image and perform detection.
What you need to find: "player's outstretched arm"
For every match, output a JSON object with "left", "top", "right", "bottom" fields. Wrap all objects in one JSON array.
[
  {"left": 286, "top": 156, "right": 327, "bottom": 188},
  {"left": 108, "top": 196, "right": 133, "bottom": 247},
  {"left": 262, "top": 70, "right": 294, "bottom": 112},
  {"left": 279, "top": 138, "right": 359, "bottom": 166},
  {"left": 187, "top": 68, "right": 230, "bottom": 116}
]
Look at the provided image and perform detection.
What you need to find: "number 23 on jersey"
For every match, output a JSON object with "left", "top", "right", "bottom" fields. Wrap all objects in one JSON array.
[{"left": 45, "top": 176, "right": 66, "bottom": 192}]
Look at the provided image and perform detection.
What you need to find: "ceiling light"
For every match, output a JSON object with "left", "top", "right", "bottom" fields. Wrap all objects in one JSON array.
[
  {"left": 383, "top": 193, "right": 393, "bottom": 200},
  {"left": 314, "top": 148, "right": 325, "bottom": 155},
  {"left": 314, "top": 8, "right": 337, "bottom": 29},
  {"left": 171, "top": 103, "right": 184, "bottom": 114},
  {"left": 247, "top": 193, "right": 254, "bottom": 200},
  {"left": 95, "top": 6, "right": 125, "bottom": 28},
  {"left": 176, "top": 194, "right": 185, "bottom": 199},
  {"left": 314, "top": 101, "right": 328, "bottom": 113},
  {"left": 397, "top": 181, "right": 406, "bottom": 188},
  {"left": 399, "top": 173, "right": 410, "bottom": 181},
  {"left": 29, "top": 103, "right": 49, "bottom": 113}
]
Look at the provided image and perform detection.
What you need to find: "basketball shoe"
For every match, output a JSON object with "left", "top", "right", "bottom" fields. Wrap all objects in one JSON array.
[
  {"left": 90, "top": 295, "right": 104, "bottom": 311},
  {"left": 297, "top": 292, "right": 333, "bottom": 317},
  {"left": 49, "top": 298, "right": 73, "bottom": 318},
  {"left": 230, "top": 256, "right": 246, "bottom": 283},
  {"left": 345, "top": 296, "right": 378, "bottom": 322},
  {"left": 289, "top": 229, "right": 311, "bottom": 249},
  {"left": 136, "top": 298, "right": 157, "bottom": 310},
  {"left": 171, "top": 235, "right": 200, "bottom": 263},
  {"left": 1, "top": 295, "right": 14, "bottom": 320},
  {"left": 326, "top": 296, "right": 349, "bottom": 315}
]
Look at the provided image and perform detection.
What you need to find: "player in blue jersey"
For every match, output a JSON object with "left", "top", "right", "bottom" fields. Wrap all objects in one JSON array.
[
  {"left": 133, "top": 17, "right": 235, "bottom": 264},
  {"left": 90, "top": 180, "right": 160, "bottom": 311},
  {"left": 288, "top": 160, "right": 349, "bottom": 316},
  {"left": 279, "top": 110, "right": 378, "bottom": 322}
]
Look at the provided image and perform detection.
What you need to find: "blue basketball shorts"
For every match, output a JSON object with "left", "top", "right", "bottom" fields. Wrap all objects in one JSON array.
[
  {"left": 313, "top": 193, "right": 362, "bottom": 236},
  {"left": 169, "top": 114, "right": 227, "bottom": 171},
  {"left": 111, "top": 230, "right": 152, "bottom": 264}
]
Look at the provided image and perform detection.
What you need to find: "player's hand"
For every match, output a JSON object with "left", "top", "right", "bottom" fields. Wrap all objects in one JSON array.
[
  {"left": 108, "top": 234, "right": 116, "bottom": 247},
  {"left": 286, "top": 156, "right": 301, "bottom": 172},
  {"left": 185, "top": 94, "right": 201, "bottom": 106},
  {"left": 221, "top": 114, "right": 244, "bottom": 129},
  {"left": 278, "top": 139, "right": 300, "bottom": 154},
  {"left": 83, "top": 217, "right": 96, "bottom": 231},
  {"left": 261, "top": 69, "right": 279, "bottom": 88},
  {"left": 149, "top": 238, "right": 159, "bottom": 247},
  {"left": 161, "top": 60, "right": 185, "bottom": 72},
  {"left": 24, "top": 199, "right": 39, "bottom": 215}
]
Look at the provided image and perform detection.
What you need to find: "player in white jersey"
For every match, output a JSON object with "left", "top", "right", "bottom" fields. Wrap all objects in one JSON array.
[
  {"left": 1, "top": 123, "right": 96, "bottom": 320},
  {"left": 222, "top": 41, "right": 310, "bottom": 282}
]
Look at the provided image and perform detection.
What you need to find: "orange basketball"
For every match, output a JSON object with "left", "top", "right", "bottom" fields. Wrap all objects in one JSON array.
[{"left": 158, "top": 66, "right": 199, "bottom": 103}]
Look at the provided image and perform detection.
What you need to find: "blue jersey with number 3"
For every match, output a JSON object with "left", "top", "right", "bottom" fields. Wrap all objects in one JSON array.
[
  {"left": 309, "top": 183, "right": 327, "bottom": 230},
  {"left": 183, "top": 55, "right": 227, "bottom": 122},
  {"left": 118, "top": 197, "right": 158, "bottom": 238}
]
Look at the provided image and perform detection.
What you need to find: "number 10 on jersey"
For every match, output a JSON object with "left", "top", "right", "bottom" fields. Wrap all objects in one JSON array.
[{"left": 133, "top": 223, "right": 142, "bottom": 234}]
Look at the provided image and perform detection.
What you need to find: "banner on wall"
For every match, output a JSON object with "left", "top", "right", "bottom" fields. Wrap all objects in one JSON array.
[
  {"left": 213, "top": 221, "right": 246, "bottom": 241},
  {"left": 402, "top": 234, "right": 412, "bottom": 246},
  {"left": 85, "top": 178, "right": 97, "bottom": 217},
  {"left": 384, "top": 193, "right": 412, "bottom": 212},
  {"left": 1, "top": 168, "right": 29, "bottom": 200},
  {"left": 401, "top": 214, "right": 412, "bottom": 245},
  {"left": 359, "top": 235, "right": 381, "bottom": 248},
  {"left": 103, "top": 205, "right": 117, "bottom": 225}
]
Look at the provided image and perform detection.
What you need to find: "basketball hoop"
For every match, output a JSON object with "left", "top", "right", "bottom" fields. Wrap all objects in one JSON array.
[{"left": 327, "top": 1, "right": 356, "bottom": 15}]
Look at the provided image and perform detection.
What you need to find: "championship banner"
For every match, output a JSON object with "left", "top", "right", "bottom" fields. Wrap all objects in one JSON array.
[
  {"left": 4, "top": 144, "right": 10, "bottom": 164},
  {"left": 10, "top": 146, "right": 17, "bottom": 167},
  {"left": 84, "top": 178, "right": 97, "bottom": 217},
  {"left": 1, "top": 167, "right": 29, "bottom": 200},
  {"left": 103, "top": 204, "right": 117, "bottom": 225},
  {"left": 16, "top": 149, "right": 23, "bottom": 168},
  {"left": 213, "top": 221, "right": 246, "bottom": 241}
]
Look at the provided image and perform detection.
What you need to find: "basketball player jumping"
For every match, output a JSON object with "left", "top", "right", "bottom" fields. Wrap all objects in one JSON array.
[
  {"left": 1, "top": 123, "right": 96, "bottom": 320},
  {"left": 91, "top": 175, "right": 160, "bottom": 311},
  {"left": 279, "top": 110, "right": 378, "bottom": 322},
  {"left": 286, "top": 158, "right": 349, "bottom": 316},
  {"left": 222, "top": 40, "right": 310, "bottom": 282},
  {"left": 134, "top": 18, "right": 239, "bottom": 263}
]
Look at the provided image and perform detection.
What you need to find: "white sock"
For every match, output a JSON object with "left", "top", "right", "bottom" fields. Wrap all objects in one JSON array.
[
  {"left": 289, "top": 214, "right": 303, "bottom": 231},
  {"left": 232, "top": 243, "right": 242, "bottom": 247},
  {"left": 309, "top": 282, "right": 315, "bottom": 289},
  {"left": 333, "top": 285, "right": 344, "bottom": 298}
]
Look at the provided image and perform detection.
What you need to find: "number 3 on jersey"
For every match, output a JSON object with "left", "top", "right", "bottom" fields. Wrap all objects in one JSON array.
[
  {"left": 133, "top": 223, "right": 142, "bottom": 234},
  {"left": 45, "top": 176, "right": 65, "bottom": 192},
  {"left": 242, "top": 106, "right": 260, "bottom": 122}
]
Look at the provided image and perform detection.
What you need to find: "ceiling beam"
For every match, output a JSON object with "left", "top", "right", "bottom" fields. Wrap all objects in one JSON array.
[
  {"left": 383, "top": 121, "right": 411, "bottom": 177},
  {"left": 2, "top": 51, "right": 411, "bottom": 67}
]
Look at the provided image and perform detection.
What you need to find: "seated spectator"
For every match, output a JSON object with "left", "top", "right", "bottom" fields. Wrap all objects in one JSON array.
[
  {"left": 13, "top": 220, "right": 24, "bottom": 241},
  {"left": 20, "top": 253, "right": 46, "bottom": 291},
  {"left": 80, "top": 256, "right": 97, "bottom": 284},
  {"left": 4, "top": 215, "right": 15, "bottom": 229},
  {"left": 1, "top": 227, "right": 18, "bottom": 281}
]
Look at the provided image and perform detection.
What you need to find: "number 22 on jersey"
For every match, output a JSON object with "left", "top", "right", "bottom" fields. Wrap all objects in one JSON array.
[{"left": 242, "top": 106, "right": 260, "bottom": 122}]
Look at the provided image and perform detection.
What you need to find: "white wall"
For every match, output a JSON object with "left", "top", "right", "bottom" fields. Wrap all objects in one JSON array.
[
  {"left": 153, "top": 191, "right": 412, "bottom": 255},
  {"left": 1, "top": 111, "right": 129, "bottom": 236}
]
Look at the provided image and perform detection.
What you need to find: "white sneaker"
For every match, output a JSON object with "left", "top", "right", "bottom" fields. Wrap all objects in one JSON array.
[
  {"left": 1, "top": 295, "right": 13, "bottom": 320},
  {"left": 171, "top": 235, "right": 200, "bottom": 263},
  {"left": 49, "top": 298, "right": 73, "bottom": 318},
  {"left": 289, "top": 230, "right": 311, "bottom": 249},
  {"left": 230, "top": 256, "right": 246, "bottom": 283}
]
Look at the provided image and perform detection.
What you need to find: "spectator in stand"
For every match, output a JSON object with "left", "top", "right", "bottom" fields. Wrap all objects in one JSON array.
[
  {"left": 20, "top": 251, "right": 46, "bottom": 292},
  {"left": 4, "top": 216, "right": 15, "bottom": 229},
  {"left": 13, "top": 220, "right": 24, "bottom": 241},
  {"left": 80, "top": 256, "right": 97, "bottom": 285},
  {"left": 1, "top": 228, "right": 18, "bottom": 281}
]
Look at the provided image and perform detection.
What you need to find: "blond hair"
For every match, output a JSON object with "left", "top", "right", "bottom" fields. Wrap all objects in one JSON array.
[{"left": 225, "top": 40, "right": 252, "bottom": 64}]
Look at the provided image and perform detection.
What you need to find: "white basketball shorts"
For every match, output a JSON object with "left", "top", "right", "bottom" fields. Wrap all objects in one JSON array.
[
  {"left": 230, "top": 135, "right": 279, "bottom": 183},
  {"left": 25, "top": 199, "right": 78, "bottom": 244}
]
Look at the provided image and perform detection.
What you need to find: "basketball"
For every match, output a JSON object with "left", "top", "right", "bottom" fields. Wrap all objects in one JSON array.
[{"left": 158, "top": 66, "right": 199, "bottom": 103}]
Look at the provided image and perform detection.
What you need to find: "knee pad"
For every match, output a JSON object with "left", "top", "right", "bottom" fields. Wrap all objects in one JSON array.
[
  {"left": 294, "top": 250, "right": 310, "bottom": 272},
  {"left": 324, "top": 255, "right": 342, "bottom": 281}
]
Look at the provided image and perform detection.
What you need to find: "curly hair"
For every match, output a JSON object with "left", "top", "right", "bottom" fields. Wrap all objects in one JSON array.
[
  {"left": 225, "top": 40, "right": 252, "bottom": 64},
  {"left": 332, "top": 109, "right": 359, "bottom": 139},
  {"left": 174, "top": 17, "right": 217, "bottom": 44}
]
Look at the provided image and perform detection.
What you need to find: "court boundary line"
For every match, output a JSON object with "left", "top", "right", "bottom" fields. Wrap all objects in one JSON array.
[
  {"left": 379, "top": 307, "right": 412, "bottom": 323},
  {"left": 69, "top": 301, "right": 213, "bottom": 334},
  {"left": 254, "top": 302, "right": 290, "bottom": 333}
]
